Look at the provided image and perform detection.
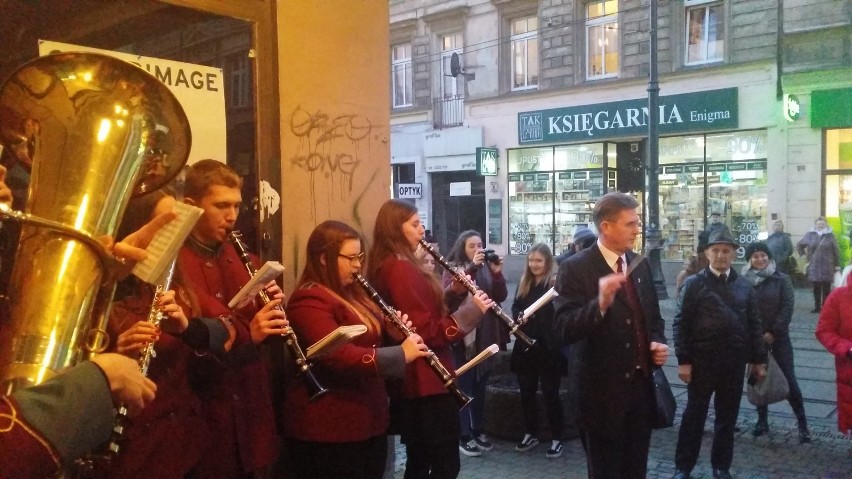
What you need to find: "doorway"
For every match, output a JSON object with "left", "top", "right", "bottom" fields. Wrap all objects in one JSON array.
[{"left": 431, "top": 170, "right": 486, "bottom": 252}]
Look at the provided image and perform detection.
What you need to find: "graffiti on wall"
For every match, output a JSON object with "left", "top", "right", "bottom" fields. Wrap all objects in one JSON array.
[{"left": 288, "top": 106, "right": 373, "bottom": 219}]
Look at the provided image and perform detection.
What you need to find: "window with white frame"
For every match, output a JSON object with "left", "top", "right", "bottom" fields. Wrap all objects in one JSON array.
[
  {"left": 227, "top": 53, "right": 251, "bottom": 109},
  {"left": 440, "top": 33, "right": 463, "bottom": 99},
  {"left": 586, "top": 1, "right": 619, "bottom": 80},
  {"left": 685, "top": 0, "right": 724, "bottom": 65},
  {"left": 392, "top": 43, "right": 413, "bottom": 108},
  {"left": 511, "top": 16, "right": 539, "bottom": 90}
]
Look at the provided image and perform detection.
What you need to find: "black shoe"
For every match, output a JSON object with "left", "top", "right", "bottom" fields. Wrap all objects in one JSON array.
[
  {"left": 798, "top": 422, "right": 812, "bottom": 444},
  {"left": 712, "top": 469, "right": 733, "bottom": 479},
  {"left": 672, "top": 470, "right": 691, "bottom": 479},
  {"left": 752, "top": 418, "right": 769, "bottom": 437}
]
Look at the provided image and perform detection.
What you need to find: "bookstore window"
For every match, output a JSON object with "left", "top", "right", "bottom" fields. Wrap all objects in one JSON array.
[{"left": 658, "top": 130, "right": 767, "bottom": 261}]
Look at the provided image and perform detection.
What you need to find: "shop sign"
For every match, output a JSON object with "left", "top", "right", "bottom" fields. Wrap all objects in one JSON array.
[
  {"left": 685, "top": 164, "right": 703, "bottom": 173},
  {"left": 783, "top": 94, "right": 801, "bottom": 122},
  {"left": 707, "top": 163, "right": 727, "bottom": 173},
  {"left": 660, "top": 179, "right": 678, "bottom": 186},
  {"left": 589, "top": 170, "right": 604, "bottom": 179},
  {"left": 811, "top": 88, "right": 852, "bottom": 128},
  {"left": 509, "top": 174, "right": 521, "bottom": 181},
  {"left": 664, "top": 166, "right": 684, "bottom": 174},
  {"left": 747, "top": 161, "right": 767, "bottom": 170},
  {"left": 476, "top": 147, "right": 499, "bottom": 176},
  {"left": 518, "top": 88, "right": 738, "bottom": 144},
  {"left": 726, "top": 163, "right": 747, "bottom": 171},
  {"left": 397, "top": 183, "right": 422, "bottom": 199}
]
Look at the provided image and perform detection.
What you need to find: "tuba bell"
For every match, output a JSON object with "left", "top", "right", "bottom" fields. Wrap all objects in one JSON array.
[{"left": 0, "top": 52, "right": 191, "bottom": 393}]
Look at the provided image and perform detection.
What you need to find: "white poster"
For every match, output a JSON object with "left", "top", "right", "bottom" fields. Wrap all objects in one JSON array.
[{"left": 39, "top": 40, "right": 227, "bottom": 165}]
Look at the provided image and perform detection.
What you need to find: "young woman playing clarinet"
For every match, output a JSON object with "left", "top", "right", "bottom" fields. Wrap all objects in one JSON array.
[
  {"left": 368, "top": 199, "right": 494, "bottom": 479},
  {"left": 281, "top": 220, "right": 429, "bottom": 479}
]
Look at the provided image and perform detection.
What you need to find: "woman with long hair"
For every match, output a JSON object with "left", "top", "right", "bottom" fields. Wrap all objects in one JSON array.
[
  {"left": 368, "top": 199, "right": 493, "bottom": 479},
  {"left": 442, "top": 230, "right": 508, "bottom": 456},
  {"left": 510, "top": 243, "right": 567, "bottom": 458},
  {"left": 282, "top": 220, "right": 428, "bottom": 478}
]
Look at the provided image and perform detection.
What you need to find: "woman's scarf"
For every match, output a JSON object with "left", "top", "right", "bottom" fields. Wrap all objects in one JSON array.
[
  {"left": 813, "top": 226, "right": 833, "bottom": 236},
  {"left": 741, "top": 260, "right": 777, "bottom": 286}
]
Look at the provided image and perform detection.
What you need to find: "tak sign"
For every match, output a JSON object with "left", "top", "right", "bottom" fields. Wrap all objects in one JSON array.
[{"left": 397, "top": 183, "right": 422, "bottom": 199}]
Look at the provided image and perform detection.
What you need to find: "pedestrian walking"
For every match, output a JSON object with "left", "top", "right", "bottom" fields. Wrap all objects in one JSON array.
[{"left": 797, "top": 216, "right": 840, "bottom": 313}]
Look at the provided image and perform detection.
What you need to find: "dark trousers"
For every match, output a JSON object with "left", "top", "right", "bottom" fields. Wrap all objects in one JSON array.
[
  {"left": 517, "top": 368, "right": 564, "bottom": 438},
  {"left": 397, "top": 395, "right": 461, "bottom": 479},
  {"left": 403, "top": 440, "right": 459, "bottom": 479},
  {"left": 453, "top": 347, "right": 490, "bottom": 439},
  {"left": 675, "top": 362, "right": 745, "bottom": 472},
  {"left": 813, "top": 281, "right": 832, "bottom": 309},
  {"left": 283, "top": 435, "right": 387, "bottom": 479},
  {"left": 580, "top": 371, "right": 653, "bottom": 479},
  {"left": 757, "top": 336, "right": 806, "bottom": 421}
]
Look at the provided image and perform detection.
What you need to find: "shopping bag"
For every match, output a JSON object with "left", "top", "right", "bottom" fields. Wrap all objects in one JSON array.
[
  {"left": 652, "top": 367, "right": 676, "bottom": 429},
  {"left": 746, "top": 350, "right": 789, "bottom": 406}
]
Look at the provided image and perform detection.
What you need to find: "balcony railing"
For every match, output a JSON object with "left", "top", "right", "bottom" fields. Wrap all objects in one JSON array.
[{"left": 433, "top": 94, "right": 464, "bottom": 129}]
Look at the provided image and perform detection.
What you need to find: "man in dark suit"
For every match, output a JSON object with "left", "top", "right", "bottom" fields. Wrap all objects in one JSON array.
[{"left": 554, "top": 192, "right": 669, "bottom": 478}]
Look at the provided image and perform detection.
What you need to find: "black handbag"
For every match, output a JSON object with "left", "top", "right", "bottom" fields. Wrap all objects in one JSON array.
[{"left": 652, "top": 367, "right": 676, "bottom": 429}]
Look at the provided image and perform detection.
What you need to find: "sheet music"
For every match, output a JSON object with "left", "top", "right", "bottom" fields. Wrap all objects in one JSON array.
[
  {"left": 131, "top": 201, "right": 203, "bottom": 284},
  {"left": 521, "top": 287, "right": 559, "bottom": 321},
  {"left": 228, "top": 261, "right": 285, "bottom": 309}
]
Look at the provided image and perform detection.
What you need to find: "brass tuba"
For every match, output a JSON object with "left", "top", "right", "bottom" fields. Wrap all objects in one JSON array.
[{"left": 0, "top": 52, "right": 191, "bottom": 393}]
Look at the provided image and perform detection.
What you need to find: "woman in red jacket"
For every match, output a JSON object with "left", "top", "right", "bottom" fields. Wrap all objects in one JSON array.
[
  {"left": 368, "top": 199, "right": 493, "bottom": 479},
  {"left": 816, "top": 278, "right": 852, "bottom": 437},
  {"left": 282, "top": 220, "right": 428, "bottom": 478}
]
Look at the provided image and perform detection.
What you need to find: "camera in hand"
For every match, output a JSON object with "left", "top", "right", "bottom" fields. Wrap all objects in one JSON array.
[{"left": 482, "top": 249, "right": 501, "bottom": 265}]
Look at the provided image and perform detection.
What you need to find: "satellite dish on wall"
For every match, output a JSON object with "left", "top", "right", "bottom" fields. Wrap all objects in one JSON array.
[{"left": 448, "top": 52, "right": 475, "bottom": 81}]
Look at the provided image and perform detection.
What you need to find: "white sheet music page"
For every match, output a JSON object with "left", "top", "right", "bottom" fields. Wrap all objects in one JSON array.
[
  {"left": 228, "top": 261, "right": 285, "bottom": 310},
  {"left": 131, "top": 202, "right": 203, "bottom": 284}
]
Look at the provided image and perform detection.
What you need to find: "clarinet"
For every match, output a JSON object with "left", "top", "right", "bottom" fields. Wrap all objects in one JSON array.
[
  {"left": 227, "top": 230, "right": 328, "bottom": 401},
  {"left": 353, "top": 273, "right": 472, "bottom": 409},
  {"left": 418, "top": 239, "right": 537, "bottom": 350}
]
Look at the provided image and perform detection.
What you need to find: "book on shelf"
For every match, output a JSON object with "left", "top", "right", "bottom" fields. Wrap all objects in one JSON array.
[
  {"left": 132, "top": 201, "right": 204, "bottom": 284},
  {"left": 305, "top": 325, "right": 368, "bottom": 359},
  {"left": 228, "top": 261, "right": 286, "bottom": 309}
]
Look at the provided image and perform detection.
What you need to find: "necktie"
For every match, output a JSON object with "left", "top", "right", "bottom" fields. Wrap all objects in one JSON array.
[
  {"left": 720, "top": 273, "right": 727, "bottom": 283},
  {"left": 617, "top": 256, "right": 651, "bottom": 375}
]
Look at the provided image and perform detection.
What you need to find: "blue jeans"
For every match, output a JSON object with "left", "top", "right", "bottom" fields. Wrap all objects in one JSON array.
[{"left": 453, "top": 347, "right": 490, "bottom": 439}]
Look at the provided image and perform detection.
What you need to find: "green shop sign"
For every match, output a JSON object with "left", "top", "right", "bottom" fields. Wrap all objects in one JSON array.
[{"left": 518, "top": 88, "right": 738, "bottom": 144}]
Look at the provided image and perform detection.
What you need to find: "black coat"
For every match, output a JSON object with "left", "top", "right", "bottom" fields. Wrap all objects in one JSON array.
[
  {"left": 673, "top": 268, "right": 767, "bottom": 368},
  {"left": 751, "top": 271, "right": 795, "bottom": 339},
  {"left": 552, "top": 245, "right": 666, "bottom": 436},
  {"left": 510, "top": 280, "right": 566, "bottom": 376}
]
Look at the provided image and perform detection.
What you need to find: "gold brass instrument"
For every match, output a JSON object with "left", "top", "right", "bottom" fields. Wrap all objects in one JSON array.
[
  {"left": 353, "top": 273, "right": 473, "bottom": 409},
  {"left": 0, "top": 52, "right": 191, "bottom": 394},
  {"left": 418, "top": 239, "right": 537, "bottom": 350},
  {"left": 227, "top": 230, "right": 328, "bottom": 401}
]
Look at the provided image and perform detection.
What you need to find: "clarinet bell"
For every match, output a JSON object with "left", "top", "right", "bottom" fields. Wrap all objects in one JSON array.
[
  {"left": 450, "top": 383, "right": 473, "bottom": 409},
  {"left": 304, "top": 369, "right": 329, "bottom": 402}
]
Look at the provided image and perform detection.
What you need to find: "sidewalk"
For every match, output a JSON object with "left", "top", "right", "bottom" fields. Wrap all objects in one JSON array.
[{"left": 392, "top": 284, "right": 852, "bottom": 478}]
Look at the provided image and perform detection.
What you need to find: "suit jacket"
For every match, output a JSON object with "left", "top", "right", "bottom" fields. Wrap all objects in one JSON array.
[{"left": 553, "top": 245, "right": 666, "bottom": 436}]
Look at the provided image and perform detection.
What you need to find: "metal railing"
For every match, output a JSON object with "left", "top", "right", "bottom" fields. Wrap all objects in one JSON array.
[{"left": 432, "top": 94, "right": 464, "bottom": 128}]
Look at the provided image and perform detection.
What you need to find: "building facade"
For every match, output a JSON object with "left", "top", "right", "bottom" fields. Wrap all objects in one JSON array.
[{"left": 389, "top": 0, "right": 852, "bottom": 278}]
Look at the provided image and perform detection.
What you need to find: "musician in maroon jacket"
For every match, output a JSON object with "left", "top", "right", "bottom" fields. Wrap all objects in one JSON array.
[
  {"left": 368, "top": 199, "right": 493, "bottom": 479},
  {"left": 281, "top": 220, "right": 428, "bottom": 478},
  {"left": 177, "top": 159, "right": 287, "bottom": 478}
]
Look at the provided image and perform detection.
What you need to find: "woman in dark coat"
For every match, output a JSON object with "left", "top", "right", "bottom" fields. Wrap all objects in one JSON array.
[
  {"left": 766, "top": 220, "right": 794, "bottom": 274},
  {"left": 796, "top": 216, "right": 840, "bottom": 312},
  {"left": 510, "top": 243, "right": 566, "bottom": 458},
  {"left": 741, "top": 242, "right": 810, "bottom": 443}
]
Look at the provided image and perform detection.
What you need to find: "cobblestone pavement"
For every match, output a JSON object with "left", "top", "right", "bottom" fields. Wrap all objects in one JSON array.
[{"left": 392, "top": 285, "right": 852, "bottom": 479}]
